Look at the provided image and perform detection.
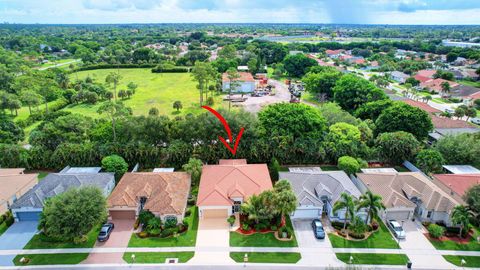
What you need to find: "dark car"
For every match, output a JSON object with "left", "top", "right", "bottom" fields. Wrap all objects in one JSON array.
[
  {"left": 97, "top": 223, "right": 114, "bottom": 242},
  {"left": 311, "top": 219, "right": 325, "bottom": 239}
]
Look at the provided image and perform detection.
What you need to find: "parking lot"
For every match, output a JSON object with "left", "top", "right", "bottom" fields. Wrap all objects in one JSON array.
[{"left": 240, "top": 79, "right": 291, "bottom": 113}]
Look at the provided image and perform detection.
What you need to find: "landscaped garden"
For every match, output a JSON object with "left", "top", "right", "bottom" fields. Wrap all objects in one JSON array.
[
  {"left": 24, "top": 225, "right": 101, "bottom": 249},
  {"left": 443, "top": 255, "right": 480, "bottom": 268},
  {"left": 230, "top": 216, "right": 298, "bottom": 247},
  {"left": 123, "top": 252, "right": 194, "bottom": 263},
  {"left": 128, "top": 206, "right": 198, "bottom": 247},
  {"left": 13, "top": 253, "right": 89, "bottom": 266},
  {"left": 230, "top": 252, "right": 301, "bottom": 264},
  {"left": 0, "top": 212, "right": 14, "bottom": 237},
  {"left": 336, "top": 253, "right": 410, "bottom": 265}
]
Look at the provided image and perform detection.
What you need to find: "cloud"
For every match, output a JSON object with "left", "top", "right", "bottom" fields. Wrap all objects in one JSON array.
[
  {"left": 82, "top": 0, "right": 162, "bottom": 11},
  {"left": 397, "top": 0, "right": 480, "bottom": 13}
]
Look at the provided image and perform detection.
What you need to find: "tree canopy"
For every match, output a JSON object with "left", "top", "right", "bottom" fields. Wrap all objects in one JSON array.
[{"left": 333, "top": 74, "right": 387, "bottom": 112}]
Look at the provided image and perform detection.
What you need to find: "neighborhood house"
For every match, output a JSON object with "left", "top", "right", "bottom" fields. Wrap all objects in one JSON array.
[
  {"left": 197, "top": 159, "right": 272, "bottom": 219},
  {"left": 222, "top": 72, "right": 255, "bottom": 93},
  {"left": 0, "top": 169, "right": 38, "bottom": 215}
]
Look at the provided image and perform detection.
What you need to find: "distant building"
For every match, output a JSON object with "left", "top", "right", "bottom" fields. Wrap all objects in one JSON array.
[
  {"left": 222, "top": 72, "right": 255, "bottom": 93},
  {"left": 390, "top": 71, "right": 410, "bottom": 84},
  {"left": 442, "top": 40, "right": 480, "bottom": 48}
]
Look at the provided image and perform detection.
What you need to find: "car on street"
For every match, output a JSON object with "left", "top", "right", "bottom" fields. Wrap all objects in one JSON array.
[
  {"left": 387, "top": 220, "right": 406, "bottom": 239},
  {"left": 311, "top": 219, "right": 325, "bottom": 239},
  {"left": 97, "top": 223, "right": 114, "bottom": 242},
  {"left": 470, "top": 118, "right": 480, "bottom": 125}
]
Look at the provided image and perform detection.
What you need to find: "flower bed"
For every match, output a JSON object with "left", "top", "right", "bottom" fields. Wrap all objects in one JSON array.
[{"left": 424, "top": 233, "right": 474, "bottom": 244}]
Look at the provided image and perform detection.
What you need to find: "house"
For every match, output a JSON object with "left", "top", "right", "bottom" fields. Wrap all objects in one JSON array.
[
  {"left": 428, "top": 115, "right": 480, "bottom": 142},
  {"left": 280, "top": 170, "right": 367, "bottom": 222},
  {"left": 355, "top": 172, "right": 459, "bottom": 224},
  {"left": 197, "top": 159, "right": 272, "bottom": 219},
  {"left": 413, "top": 75, "right": 432, "bottom": 84},
  {"left": 401, "top": 100, "right": 442, "bottom": 114},
  {"left": 10, "top": 171, "right": 115, "bottom": 222},
  {"left": 450, "top": 70, "right": 465, "bottom": 80},
  {"left": 222, "top": 72, "right": 255, "bottom": 93},
  {"left": 390, "top": 71, "right": 410, "bottom": 84},
  {"left": 450, "top": 85, "right": 480, "bottom": 101},
  {"left": 107, "top": 172, "right": 191, "bottom": 221},
  {"left": 325, "top": 49, "right": 345, "bottom": 59},
  {"left": 432, "top": 174, "right": 480, "bottom": 204},
  {"left": 416, "top": 70, "right": 437, "bottom": 79},
  {"left": 442, "top": 165, "right": 480, "bottom": 175},
  {"left": 420, "top": 79, "right": 459, "bottom": 93},
  {"left": 0, "top": 169, "right": 38, "bottom": 214},
  {"left": 453, "top": 57, "right": 467, "bottom": 66}
]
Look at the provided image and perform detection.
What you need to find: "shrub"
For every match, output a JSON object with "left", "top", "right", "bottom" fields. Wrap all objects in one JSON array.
[
  {"left": 138, "top": 210, "right": 155, "bottom": 226},
  {"left": 242, "top": 223, "right": 250, "bottom": 231},
  {"left": 137, "top": 231, "right": 149, "bottom": 238},
  {"left": 254, "top": 223, "right": 268, "bottom": 232},
  {"left": 271, "top": 225, "right": 278, "bottom": 231},
  {"left": 182, "top": 219, "right": 189, "bottom": 228},
  {"left": 422, "top": 221, "right": 431, "bottom": 228},
  {"left": 338, "top": 230, "right": 347, "bottom": 238},
  {"left": 227, "top": 215, "right": 236, "bottom": 226},
  {"left": 101, "top": 155, "right": 128, "bottom": 181},
  {"left": 151, "top": 66, "right": 190, "bottom": 73},
  {"left": 428, "top": 224, "right": 445, "bottom": 239},
  {"left": 133, "top": 219, "right": 140, "bottom": 230},
  {"left": 164, "top": 217, "right": 178, "bottom": 228},
  {"left": 148, "top": 228, "right": 161, "bottom": 237},
  {"left": 177, "top": 223, "right": 187, "bottom": 233},
  {"left": 371, "top": 220, "right": 379, "bottom": 231},
  {"left": 187, "top": 198, "right": 196, "bottom": 206},
  {"left": 161, "top": 227, "right": 178, "bottom": 238},
  {"left": 331, "top": 221, "right": 346, "bottom": 231},
  {"left": 338, "top": 156, "right": 361, "bottom": 175},
  {"left": 349, "top": 232, "right": 365, "bottom": 239},
  {"left": 184, "top": 208, "right": 191, "bottom": 217}
]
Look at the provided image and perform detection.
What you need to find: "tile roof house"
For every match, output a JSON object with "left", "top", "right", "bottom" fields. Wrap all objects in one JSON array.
[
  {"left": 355, "top": 172, "right": 459, "bottom": 224},
  {"left": 413, "top": 74, "right": 432, "bottom": 84},
  {"left": 197, "top": 159, "right": 272, "bottom": 219},
  {"left": 401, "top": 100, "right": 441, "bottom": 114},
  {"left": 432, "top": 174, "right": 480, "bottom": 204},
  {"left": 0, "top": 169, "right": 38, "bottom": 215},
  {"left": 280, "top": 170, "right": 367, "bottom": 222},
  {"left": 420, "top": 79, "right": 459, "bottom": 93},
  {"left": 222, "top": 72, "right": 255, "bottom": 93},
  {"left": 416, "top": 70, "right": 437, "bottom": 78},
  {"left": 107, "top": 172, "right": 191, "bottom": 221},
  {"left": 450, "top": 85, "right": 480, "bottom": 100},
  {"left": 11, "top": 172, "right": 115, "bottom": 222}
]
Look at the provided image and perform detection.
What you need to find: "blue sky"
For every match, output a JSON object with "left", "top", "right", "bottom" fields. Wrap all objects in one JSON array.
[{"left": 1, "top": 0, "right": 480, "bottom": 24}]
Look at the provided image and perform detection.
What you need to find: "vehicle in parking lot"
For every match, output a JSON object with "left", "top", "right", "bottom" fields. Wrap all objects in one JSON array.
[
  {"left": 387, "top": 220, "right": 405, "bottom": 239},
  {"left": 471, "top": 118, "right": 480, "bottom": 125},
  {"left": 97, "top": 223, "right": 114, "bottom": 242},
  {"left": 311, "top": 219, "right": 325, "bottom": 239},
  {"left": 445, "top": 108, "right": 455, "bottom": 114}
]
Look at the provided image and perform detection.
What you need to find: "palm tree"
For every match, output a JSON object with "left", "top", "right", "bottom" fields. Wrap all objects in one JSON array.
[
  {"left": 441, "top": 81, "right": 451, "bottom": 97},
  {"left": 357, "top": 191, "right": 385, "bottom": 224},
  {"left": 425, "top": 95, "right": 432, "bottom": 104},
  {"left": 451, "top": 205, "right": 473, "bottom": 238},
  {"left": 105, "top": 72, "right": 122, "bottom": 101},
  {"left": 241, "top": 194, "right": 263, "bottom": 224},
  {"left": 333, "top": 192, "right": 357, "bottom": 231},
  {"left": 273, "top": 180, "right": 298, "bottom": 222}
]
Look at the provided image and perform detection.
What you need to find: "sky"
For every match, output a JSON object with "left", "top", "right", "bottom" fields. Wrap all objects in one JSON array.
[{"left": 1, "top": 0, "right": 480, "bottom": 25}]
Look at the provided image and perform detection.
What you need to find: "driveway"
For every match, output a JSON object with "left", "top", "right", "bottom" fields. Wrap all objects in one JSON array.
[
  {"left": 240, "top": 79, "right": 291, "bottom": 113},
  {"left": 398, "top": 220, "right": 454, "bottom": 269},
  {"left": 292, "top": 219, "right": 342, "bottom": 267},
  {"left": 82, "top": 219, "right": 134, "bottom": 264},
  {"left": 189, "top": 217, "right": 233, "bottom": 264},
  {"left": 0, "top": 221, "right": 38, "bottom": 266}
]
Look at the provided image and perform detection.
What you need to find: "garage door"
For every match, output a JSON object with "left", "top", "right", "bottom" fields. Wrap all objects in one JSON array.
[
  {"left": 109, "top": 210, "right": 136, "bottom": 220},
  {"left": 17, "top": 211, "right": 41, "bottom": 221},
  {"left": 202, "top": 209, "right": 228, "bottom": 219},
  {"left": 386, "top": 211, "right": 411, "bottom": 221},
  {"left": 292, "top": 209, "right": 321, "bottom": 219}
]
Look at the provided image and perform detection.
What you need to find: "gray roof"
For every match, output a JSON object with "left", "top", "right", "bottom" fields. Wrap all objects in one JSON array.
[
  {"left": 443, "top": 165, "right": 480, "bottom": 174},
  {"left": 280, "top": 170, "right": 362, "bottom": 207},
  {"left": 11, "top": 173, "right": 114, "bottom": 209},
  {"left": 59, "top": 166, "right": 102, "bottom": 174},
  {"left": 450, "top": 85, "right": 480, "bottom": 98},
  {"left": 391, "top": 71, "right": 409, "bottom": 78}
]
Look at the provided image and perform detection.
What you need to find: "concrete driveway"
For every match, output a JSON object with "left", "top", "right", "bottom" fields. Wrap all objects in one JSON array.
[
  {"left": 189, "top": 217, "right": 233, "bottom": 265},
  {"left": 292, "top": 219, "right": 342, "bottom": 267},
  {"left": 82, "top": 219, "right": 134, "bottom": 264},
  {"left": 0, "top": 221, "right": 38, "bottom": 266}
]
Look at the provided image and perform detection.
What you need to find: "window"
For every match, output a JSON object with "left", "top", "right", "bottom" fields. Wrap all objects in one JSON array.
[
  {"left": 165, "top": 215, "right": 177, "bottom": 222},
  {"left": 427, "top": 211, "right": 433, "bottom": 218}
]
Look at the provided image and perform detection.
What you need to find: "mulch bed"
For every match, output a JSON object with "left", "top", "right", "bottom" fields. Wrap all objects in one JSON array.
[
  {"left": 236, "top": 228, "right": 273, "bottom": 235},
  {"left": 424, "top": 233, "right": 473, "bottom": 244}
]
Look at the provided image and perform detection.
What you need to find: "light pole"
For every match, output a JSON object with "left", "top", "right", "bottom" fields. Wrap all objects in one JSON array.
[
  {"left": 130, "top": 254, "right": 135, "bottom": 265},
  {"left": 349, "top": 255, "right": 354, "bottom": 264},
  {"left": 461, "top": 258, "right": 466, "bottom": 269},
  {"left": 243, "top": 253, "right": 248, "bottom": 267}
]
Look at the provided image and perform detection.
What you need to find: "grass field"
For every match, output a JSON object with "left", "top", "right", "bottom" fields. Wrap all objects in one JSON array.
[
  {"left": 13, "top": 253, "right": 89, "bottom": 265},
  {"left": 230, "top": 217, "right": 298, "bottom": 247},
  {"left": 230, "top": 252, "right": 301, "bottom": 264},
  {"left": 336, "top": 253, "right": 410, "bottom": 265},
  {"left": 443, "top": 255, "right": 480, "bottom": 267},
  {"left": 24, "top": 225, "right": 100, "bottom": 249},
  {"left": 428, "top": 228, "right": 480, "bottom": 251},
  {"left": 67, "top": 68, "right": 227, "bottom": 118},
  {"left": 328, "top": 220, "right": 400, "bottom": 249},
  {"left": 123, "top": 252, "right": 194, "bottom": 263}
]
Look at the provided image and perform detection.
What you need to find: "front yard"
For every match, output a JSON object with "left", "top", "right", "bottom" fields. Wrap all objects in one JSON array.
[
  {"left": 23, "top": 225, "right": 100, "bottom": 249},
  {"left": 230, "top": 252, "right": 301, "bottom": 264},
  {"left": 13, "top": 253, "right": 89, "bottom": 266},
  {"left": 328, "top": 220, "right": 400, "bottom": 249},
  {"left": 428, "top": 228, "right": 480, "bottom": 251},
  {"left": 336, "top": 253, "right": 410, "bottom": 265},
  {"left": 443, "top": 255, "right": 480, "bottom": 268},
  {"left": 230, "top": 217, "right": 298, "bottom": 247},
  {"left": 128, "top": 206, "right": 198, "bottom": 247},
  {"left": 123, "top": 252, "right": 194, "bottom": 263}
]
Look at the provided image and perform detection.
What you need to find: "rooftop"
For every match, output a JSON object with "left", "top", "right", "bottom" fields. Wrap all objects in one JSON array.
[
  {"left": 222, "top": 72, "right": 255, "bottom": 82},
  {"left": 443, "top": 165, "right": 480, "bottom": 174},
  {"left": 433, "top": 174, "right": 480, "bottom": 197},
  {"left": 401, "top": 99, "right": 441, "bottom": 114}
]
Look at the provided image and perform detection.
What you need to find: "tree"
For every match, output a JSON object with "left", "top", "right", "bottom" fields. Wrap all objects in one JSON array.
[
  {"left": 405, "top": 77, "right": 420, "bottom": 87},
  {"left": 118, "top": 89, "right": 126, "bottom": 99},
  {"left": 225, "top": 67, "right": 240, "bottom": 111},
  {"left": 127, "top": 82, "right": 138, "bottom": 94},
  {"left": 375, "top": 102, "right": 433, "bottom": 140},
  {"left": 319, "top": 103, "right": 360, "bottom": 126},
  {"left": 425, "top": 95, "right": 432, "bottom": 104},
  {"left": 173, "top": 100, "right": 183, "bottom": 112},
  {"left": 454, "top": 106, "right": 465, "bottom": 119},
  {"left": 97, "top": 101, "right": 131, "bottom": 142},
  {"left": 357, "top": 191, "right": 385, "bottom": 224},
  {"left": 268, "top": 157, "right": 281, "bottom": 181},
  {"left": 38, "top": 85, "right": 57, "bottom": 114},
  {"left": 446, "top": 52, "right": 458, "bottom": 63},
  {"left": 0, "top": 116, "right": 24, "bottom": 143},
  {"left": 464, "top": 185, "right": 480, "bottom": 221},
  {"left": 182, "top": 158, "right": 202, "bottom": 186},
  {"left": 325, "top": 123, "right": 365, "bottom": 160},
  {"left": 258, "top": 103, "right": 327, "bottom": 140},
  {"left": 192, "top": 61, "right": 209, "bottom": 106},
  {"left": 464, "top": 106, "right": 477, "bottom": 121},
  {"left": 39, "top": 187, "right": 106, "bottom": 242},
  {"left": 20, "top": 90, "right": 42, "bottom": 114},
  {"left": 355, "top": 99, "right": 393, "bottom": 121},
  {"left": 333, "top": 74, "right": 387, "bottom": 112},
  {"left": 375, "top": 131, "right": 421, "bottom": 165},
  {"left": 105, "top": 72, "right": 122, "bottom": 101},
  {"left": 333, "top": 192, "right": 357, "bottom": 231},
  {"left": 441, "top": 81, "right": 451, "bottom": 96},
  {"left": 302, "top": 67, "right": 342, "bottom": 100},
  {"left": 101, "top": 154, "right": 128, "bottom": 181},
  {"left": 416, "top": 149, "right": 445, "bottom": 174},
  {"left": 450, "top": 205, "right": 473, "bottom": 238},
  {"left": 148, "top": 107, "right": 159, "bottom": 116},
  {"left": 434, "top": 133, "right": 480, "bottom": 168},
  {"left": 283, "top": 54, "right": 318, "bottom": 78},
  {"left": 272, "top": 180, "right": 297, "bottom": 221},
  {"left": 337, "top": 156, "right": 361, "bottom": 175},
  {"left": 218, "top": 45, "right": 237, "bottom": 59}
]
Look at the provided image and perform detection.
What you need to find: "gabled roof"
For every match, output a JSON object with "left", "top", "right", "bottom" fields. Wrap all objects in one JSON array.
[
  {"left": 401, "top": 99, "right": 441, "bottom": 114},
  {"left": 108, "top": 172, "right": 191, "bottom": 215},
  {"left": 414, "top": 75, "right": 432, "bottom": 83},
  {"left": 433, "top": 174, "right": 480, "bottom": 197},
  {"left": 450, "top": 85, "right": 480, "bottom": 98},
  {"left": 357, "top": 172, "right": 459, "bottom": 212},
  {"left": 431, "top": 115, "right": 478, "bottom": 129},
  {"left": 416, "top": 70, "right": 437, "bottom": 78},
  {"left": 222, "top": 72, "right": 255, "bottom": 82},
  {"left": 11, "top": 173, "right": 114, "bottom": 209},
  {"left": 197, "top": 160, "right": 272, "bottom": 206},
  {"left": 280, "top": 171, "right": 361, "bottom": 207}
]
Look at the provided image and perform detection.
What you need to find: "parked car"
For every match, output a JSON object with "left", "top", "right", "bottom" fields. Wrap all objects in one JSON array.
[
  {"left": 387, "top": 220, "right": 405, "bottom": 239},
  {"left": 470, "top": 118, "right": 480, "bottom": 125},
  {"left": 445, "top": 108, "right": 455, "bottom": 114},
  {"left": 311, "top": 219, "right": 325, "bottom": 239},
  {"left": 97, "top": 223, "right": 114, "bottom": 242}
]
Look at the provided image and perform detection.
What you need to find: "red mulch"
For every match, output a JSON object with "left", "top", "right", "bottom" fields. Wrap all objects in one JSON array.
[{"left": 424, "top": 233, "right": 473, "bottom": 244}]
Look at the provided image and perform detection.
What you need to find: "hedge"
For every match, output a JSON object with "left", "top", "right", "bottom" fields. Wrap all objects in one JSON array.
[
  {"left": 74, "top": 63, "right": 157, "bottom": 72},
  {"left": 151, "top": 66, "right": 190, "bottom": 73}
]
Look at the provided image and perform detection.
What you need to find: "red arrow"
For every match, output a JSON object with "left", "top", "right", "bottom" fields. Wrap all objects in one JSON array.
[{"left": 202, "top": 105, "right": 244, "bottom": 156}]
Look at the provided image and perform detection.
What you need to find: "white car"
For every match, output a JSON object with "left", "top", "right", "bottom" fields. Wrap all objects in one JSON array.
[
  {"left": 471, "top": 118, "right": 480, "bottom": 125},
  {"left": 445, "top": 108, "right": 455, "bottom": 114},
  {"left": 387, "top": 220, "right": 406, "bottom": 239}
]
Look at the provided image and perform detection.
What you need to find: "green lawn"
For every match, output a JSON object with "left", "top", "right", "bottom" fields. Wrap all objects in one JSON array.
[
  {"left": 428, "top": 228, "right": 480, "bottom": 251},
  {"left": 67, "top": 69, "right": 227, "bottom": 118},
  {"left": 128, "top": 206, "right": 198, "bottom": 247},
  {"left": 432, "top": 98, "right": 452, "bottom": 104},
  {"left": 24, "top": 225, "right": 100, "bottom": 249},
  {"left": 37, "top": 58, "right": 79, "bottom": 69},
  {"left": 336, "top": 253, "right": 409, "bottom": 265},
  {"left": 443, "top": 255, "right": 480, "bottom": 268},
  {"left": 230, "top": 217, "right": 298, "bottom": 247},
  {"left": 302, "top": 92, "right": 322, "bottom": 106},
  {"left": 230, "top": 252, "right": 301, "bottom": 264},
  {"left": 123, "top": 252, "right": 194, "bottom": 263},
  {"left": 13, "top": 253, "right": 89, "bottom": 266},
  {"left": 0, "top": 222, "right": 9, "bottom": 237},
  {"left": 328, "top": 220, "right": 400, "bottom": 249},
  {"left": 459, "top": 80, "right": 480, "bottom": 88}
]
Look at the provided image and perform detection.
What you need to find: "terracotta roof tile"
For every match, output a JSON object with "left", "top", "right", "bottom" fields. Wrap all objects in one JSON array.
[
  {"left": 433, "top": 174, "right": 480, "bottom": 197},
  {"left": 401, "top": 99, "right": 441, "bottom": 113},
  {"left": 222, "top": 72, "right": 255, "bottom": 82}
]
